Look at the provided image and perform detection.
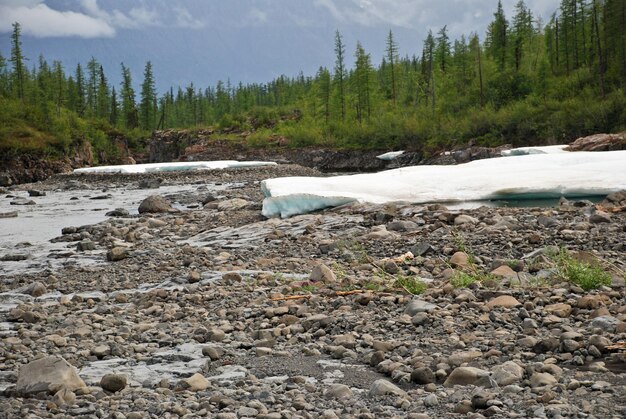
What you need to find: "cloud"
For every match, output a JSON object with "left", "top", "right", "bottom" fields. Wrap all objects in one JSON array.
[
  {"left": 173, "top": 6, "right": 205, "bottom": 29},
  {"left": 313, "top": 0, "right": 560, "bottom": 31},
  {"left": 0, "top": 0, "right": 205, "bottom": 38},
  {"left": 0, "top": 0, "right": 115, "bottom": 38}
]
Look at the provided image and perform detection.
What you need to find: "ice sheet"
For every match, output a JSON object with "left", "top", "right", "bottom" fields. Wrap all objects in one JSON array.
[
  {"left": 261, "top": 150, "right": 626, "bottom": 218},
  {"left": 376, "top": 151, "right": 405, "bottom": 160},
  {"left": 74, "top": 160, "right": 277, "bottom": 174},
  {"left": 501, "top": 145, "right": 568, "bottom": 156}
]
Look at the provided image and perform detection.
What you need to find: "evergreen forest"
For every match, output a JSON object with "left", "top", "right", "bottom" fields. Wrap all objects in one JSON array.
[{"left": 1, "top": 0, "right": 625, "bottom": 161}]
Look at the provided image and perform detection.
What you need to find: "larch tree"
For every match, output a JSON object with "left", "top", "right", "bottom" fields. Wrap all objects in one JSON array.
[
  {"left": 334, "top": 30, "right": 347, "bottom": 120},
  {"left": 385, "top": 30, "right": 399, "bottom": 104}
]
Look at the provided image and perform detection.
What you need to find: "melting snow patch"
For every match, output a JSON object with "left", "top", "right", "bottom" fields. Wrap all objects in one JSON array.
[
  {"left": 376, "top": 150, "right": 405, "bottom": 160},
  {"left": 74, "top": 160, "right": 277, "bottom": 174},
  {"left": 501, "top": 145, "right": 568, "bottom": 156},
  {"left": 261, "top": 150, "right": 626, "bottom": 218}
]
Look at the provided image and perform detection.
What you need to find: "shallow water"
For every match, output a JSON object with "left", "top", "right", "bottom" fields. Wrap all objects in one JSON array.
[{"left": 0, "top": 183, "right": 236, "bottom": 276}]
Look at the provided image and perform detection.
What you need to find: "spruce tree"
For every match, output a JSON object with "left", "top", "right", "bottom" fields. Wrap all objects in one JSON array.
[
  {"left": 120, "top": 63, "right": 138, "bottom": 129},
  {"left": 140, "top": 61, "right": 157, "bottom": 130},
  {"left": 10, "top": 22, "right": 26, "bottom": 101}
]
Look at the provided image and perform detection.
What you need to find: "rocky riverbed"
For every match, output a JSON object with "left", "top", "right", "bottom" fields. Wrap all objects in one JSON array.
[{"left": 0, "top": 164, "right": 625, "bottom": 418}]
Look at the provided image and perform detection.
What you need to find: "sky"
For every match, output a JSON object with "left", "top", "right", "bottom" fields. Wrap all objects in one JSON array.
[{"left": 0, "top": 0, "right": 560, "bottom": 93}]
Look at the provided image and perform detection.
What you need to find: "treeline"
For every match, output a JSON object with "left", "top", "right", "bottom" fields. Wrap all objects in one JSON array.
[{"left": 1, "top": 0, "right": 626, "bottom": 158}]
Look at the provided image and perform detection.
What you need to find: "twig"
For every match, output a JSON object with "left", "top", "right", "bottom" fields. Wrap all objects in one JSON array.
[{"left": 270, "top": 295, "right": 312, "bottom": 301}]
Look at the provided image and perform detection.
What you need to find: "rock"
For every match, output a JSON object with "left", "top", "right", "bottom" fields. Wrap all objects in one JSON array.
[
  {"left": 386, "top": 220, "right": 419, "bottom": 232},
  {"left": 443, "top": 367, "right": 490, "bottom": 387},
  {"left": 28, "top": 189, "right": 46, "bottom": 197},
  {"left": 405, "top": 298, "right": 437, "bottom": 316},
  {"left": 217, "top": 198, "right": 250, "bottom": 211},
  {"left": 448, "top": 350, "right": 482, "bottom": 367},
  {"left": 182, "top": 373, "right": 209, "bottom": 391},
  {"left": 138, "top": 195, "right": 173, "bottom": 214},
  {"left": 486, "top": 295, "right": 520, "bottom": 309},
  {"left": 326, "top": 384, "right": 353, "bottom": 400},
  {"left": 545, "top": 303, "right": 572, "bottom": 318},
  {"left": 207, "top": 328, "right": 226, "bottom": 342},
  {"left": 411, "top": 242, "right": 435, "bottom": 257},
  {"left": 91, "top": 345, "right": 111, "bottom": 358},
  {"left": 591, "top": 315, "right": 619, "bottom": 332},
  {"left": 490, "top": 265, "right": 517, "bottom": 278},
  {"left": 107, "top": 247, "right": 129, "bottom": 261},
  {"left": 16, "top": 356, "right": 86, "bottom": 395},
  {"left": 77, "top": 239, "right": 96, "bottom": 251},
  {"left": 202, "top": 346, "right": 224, "bottom": 360},
  {"left": 450, "top": 252, "right": 470, "bottom": 268},
  {"left": 530, "top": 372, "right": 557, "bottom": 388},
  {"left": 423, "top": 393, "right": 439, "bottom": 407},
  {"left": 11, "top": 197, "right": 36, "bottom": 206},
  {"left": 52, "top": 388, "right": 76, "bottom": 406},
  {"left": 533, "top": 338, "right": 560, "bottom": 353},
  {"left": 491, "top": 361, "right": 524, "bottom": 386},
  {"left": 577, "top": 295, "right": 610, "bottom": 309},
  {"left": 138, "top": 178, "right": 162, "bottom": 189},
  {"left": 454, "top": 214, "right": 479, "bottom": 225},
  {"left": 310, "top": 263, "right": 337, "bottom": 283},
  {"left": 105, "top": 208, "right": 130, "bottom": 217},
  {"left": 369, "top": 379, "right": 407, "bottom": 397},
  {"left": 100, "top": 374, "right": 127, "bottom": 392},
  {"left": 411, "top": 367, "right": 435, "bottom": 384},
  {"left": 589, "top": 210, "right": 611, "bottom": 224},
  {"left": 565, "top": 132, "right": 626, "bottom": 152},
  {"left": 24, "top": 281, "right": 46, "bottom": 297}
]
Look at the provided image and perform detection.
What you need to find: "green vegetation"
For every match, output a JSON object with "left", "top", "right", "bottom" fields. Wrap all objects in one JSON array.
[
  {"left": 451, "top": 272, "right": 481, "bottom": 288},
  {"left": 551, "top": 249, "right": 613, "bottom": 290},
  {"left": 395, "top": 276, "right": 428, "bottom": 295},
  {"left": 1, "top": 1, "right": 626, "bottom": 160}
]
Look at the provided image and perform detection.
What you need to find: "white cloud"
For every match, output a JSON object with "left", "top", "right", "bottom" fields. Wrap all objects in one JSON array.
[
  {"left": 0, "top": 1, "right": 115, "bottom": 38},
  {"left": 173, "top": 6, "right": 205, "bottom": 29},
  {"left": 0, "top": 0, "right": 205, "bottom": 38},
  {"left": 313, "top": 0, "right": 560, "bottom": 30}
]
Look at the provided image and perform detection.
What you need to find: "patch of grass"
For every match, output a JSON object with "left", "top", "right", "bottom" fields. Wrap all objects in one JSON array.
[
  {"left": 395, "top": 276, "right": 428, "bottom": 295},
  {"left": 450, "top": 272, "right": 480, "bottom": 288},
  {"left": 552, "top": 249, "right": 612, "bottom": 291},
  {"left": 364, "top": 281, "right": 383, "bottom": 292},
  {"left": 294, "top": 284, "right": 319, "bottom": 294}
]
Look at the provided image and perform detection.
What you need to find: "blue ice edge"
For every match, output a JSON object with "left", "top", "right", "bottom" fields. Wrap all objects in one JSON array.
[{"left": 261, "top": 186, "right": 614, "bottom": 219}]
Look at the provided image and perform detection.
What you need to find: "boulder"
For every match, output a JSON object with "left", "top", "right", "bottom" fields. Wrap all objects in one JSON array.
[
  {"left": 107, "top": 247, "right": 129, "bottom": 262},
  {"left": 16, "top": 356, "right": 86, "bottom": 395},
  {"left": 100, "top": 374, "right": 127, "bottom": 392},
  {"left": 444, "top": 367, "right": 490, "bottom": 387},
  {"left": 369, "top": 379, "right": 407, "bottom": 397},
  {"left": 138, "top": 195, "right": 173, "bottom": 214},
  {"left": 565, "top": 132, "right": 626, "bottom": 152},
  {"left": 182, "top": 373, "right": 209, "bottom": 391},
  {"left": 486, "top": 295, "right": 521, "bottom": 309},
  {"left": 491, "top": 361, "right": 524, "bottom": 386},
  {"left": 450, "top": 252, "right": 470, "bottom": 268},
  {"left": 310, "top": 263, "right": 337, "bottom": 283},
  {"left": 326, "top": 384, "right": 353, "bottom": 400}
]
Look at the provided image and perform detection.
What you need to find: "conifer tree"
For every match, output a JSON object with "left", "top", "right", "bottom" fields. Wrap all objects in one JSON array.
[
  {"left": 10, "top": 22, "right": 26, "bottom": 101},
  {"left": 120, "top": 63, "right": 138, "bottom": 129},
  {"left": 334, "top": 30, "right": 347, "bottom": 119},
  {"left": 385, "top": 30, "right": 399, "bottom": 104},
  {"left": 487, "top": 1, "right": 508, "bottom": 70},
  {"left": 140, "top": 61, "right": 157, "bottom": 130}
]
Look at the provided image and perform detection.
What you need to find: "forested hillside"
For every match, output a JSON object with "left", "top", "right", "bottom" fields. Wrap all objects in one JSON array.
[{"left": 1, "top": 0, "right": 625, "bottom": 160}]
